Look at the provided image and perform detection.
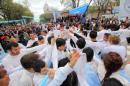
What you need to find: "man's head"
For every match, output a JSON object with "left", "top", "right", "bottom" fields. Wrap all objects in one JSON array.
[
  {"left": 82, "top": 30, "right": 88, "bottom": 37},
  {"left": 40, "top": 30, "right": 47, "bottom": 36},
  {"left": 0, "top": 66, "right": 10, "bottom": 86},
  {"left": 103, "top": 33, "right": 111, "bottom": 42},
  {"left": 108, "top": 35, "right": 120, "bottom": 45},
  {"left": 29, "top": 33, "right": 35, "bottom": 40},
  {"left": 102, "top": 78, "right": 123, "bottom": 86},
  {"left": 76, "top": 38, "right": 86, "bottom": 49},
  {"left": 60, "top": 23, "right": 64, "bottom": 31},
  {"left": 21, "top": 53, "right": 48, "bottom": 74},
  {"left": 10, "top": 37, "right": 18, "bottom": 43},
  {"left": 89, "top": 31, "right": 97, "bottom": 41},
  {"left": 83, "top": 47, "right": 94, "bottom": 62},
  {"left": 47, "top": 36, "right": 55, "bottom": 45},
  {"left": 38, "top": 36, "right": 44, "bottom": 45},
  {"left": 7, "top": 42, "right": 20, "bottom": 56},
  {"left": 56, "top": 38, "right": 66, "bottom": 51}
]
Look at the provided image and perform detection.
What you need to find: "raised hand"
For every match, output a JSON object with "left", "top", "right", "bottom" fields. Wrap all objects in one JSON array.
[
  {"left": 69, "top": 51, "right": 80, "bottom": 68},
  {"left": 47, "top": 69, "right": 56, "bottom": 79}
]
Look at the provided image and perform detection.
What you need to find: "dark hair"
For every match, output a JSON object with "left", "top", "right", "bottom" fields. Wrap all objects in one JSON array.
[
  {"left": 47, "top": 36, "right": 54, "bottom": 45},
  {"left": 70, "top": 39, "right": 76, "bottom": 48},
  {"left": 102, "top": 78, "right": 123, "bottom": 86},
  {"left": 76, "top": 38, "right": 86, "bottom": 49},
  {"left": 102, "top": 52, "right": 123, "bottom": 81},
  {"left": 33, "top": 60, "right": 46, "bottom": 72},
  {"left": 7, "top": 42, "right": 19, "bottom": 50},
  {"left": 89, "top": 31, "right": 97, "bottom": 39},
  {"left": 60, "top": 23, "right": 65, "bottom": 27},
  {"left": 20, "top": 53, "right": 46, "bottom": 73},
  {"left": 56, "top": 38, "right": 66, "bottom": 48},
  {"left": 82, "top": 30, "right": 88, "bottom": 37},
  {"left": 66, "top": 26, "right": 69, "bottom": 30},
  {"left": 58, "top": 58, "right": 78, "bottom": 86},
  {"left": 104, "top": 33, "right": 111, "bottom": 38},
  {"left": 83, "top": 47, "right": 94, "bottom": 62},
  {"left": 29, "top": 32, "right": 34, "bottom": 35},
  {"left": 38, "top": 36, "right": 44, "bottom": 41},
  {"left": 58, "top": 58, "right": 70, "bottom": 67},
  {"left": 0, "top": 66, "right": 7, "bottom": 79},
  {"left": 43, "top": 30, "right": 47, "bottom": 34},
  {"left": 30, "top": 42, "right": 38, "bottom": 47}
]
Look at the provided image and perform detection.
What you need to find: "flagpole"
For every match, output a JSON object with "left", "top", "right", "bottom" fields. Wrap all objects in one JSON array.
[{"left": 84, "top": 0, "right": 93, "bottom": 16}]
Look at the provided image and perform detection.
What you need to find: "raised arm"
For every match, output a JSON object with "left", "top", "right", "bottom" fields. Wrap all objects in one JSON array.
[
  {"left": 48, "top": 51, "right": 80, "bottom": 86},
  {"left": 22, "top": 44, "right": 47, "bottom": 55}
]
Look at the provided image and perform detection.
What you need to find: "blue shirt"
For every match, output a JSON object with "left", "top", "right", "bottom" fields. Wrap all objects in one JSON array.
[{"left": 84, "top": 64, "right": 101, "bottom": 86}]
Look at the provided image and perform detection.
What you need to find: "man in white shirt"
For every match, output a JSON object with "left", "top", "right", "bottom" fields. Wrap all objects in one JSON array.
[
  {"left": 118, "top": 26, "right": 130, "bottom": 46},
  {"left": 99, "top": 33, "right": 111, "bottom": 51},
  {"left": 39, "top": 30, "right": 48, "bottom": 44},
  {"left": 97, "top": 25, "right": 109, "bottom": 42},
  {"left": 10, "top": 37, "right": 26, "bottom": 49},
  {"left": 2, "top": 42, "right": 46, "bottom": 74},
  {"left": 82, "top": 47, "right": 100, "bottom": 86},
  {"left": 86, "top": 31, "right": 103, "bottom": 56},
  {"left": 9, "top": 51, "right": 80, "bottom": 86},
  {"left": 102, "top": 35, "right": 127, "bottom": 61},
  {"left": 51, "top": 38, "right": 67, "bottom": 69},
  {"left": 38, "top": 36, "right": 55, "bottom": 66},
  {"left": 27, "top": 33, "right": 38, "bottom": 47}
]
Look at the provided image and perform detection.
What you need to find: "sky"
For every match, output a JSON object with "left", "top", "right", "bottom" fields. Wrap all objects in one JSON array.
[
  {"left": 13, "top": 0, "right": 92, "bottom": 21},
  {"left": 13, "top": 0, "right": 92, "bottom": 14}
]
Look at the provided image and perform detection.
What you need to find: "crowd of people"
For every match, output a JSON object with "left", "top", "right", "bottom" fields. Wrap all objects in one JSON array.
[{"left": 0, "top": 15, "right": 130, "bottom": 86}]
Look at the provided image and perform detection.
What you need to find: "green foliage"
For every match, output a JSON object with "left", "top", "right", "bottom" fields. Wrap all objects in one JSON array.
[
  {"left": 60, "top": 0, "right": 64, "bottom": 4},
  {"left": 115, "top": 0, "right": 120, "bottom": 6},
  {"left": 40, "top": 13, "right": 53, "bottom": 22},
  {"left": 88, "top": 6, "right": 97, "bottom": 13},
  {"left": 0, "top": 0, "right": 33, "bottom": 20},
  {"left": 0, "top": 18, "right": 5, "bottom": 21}
]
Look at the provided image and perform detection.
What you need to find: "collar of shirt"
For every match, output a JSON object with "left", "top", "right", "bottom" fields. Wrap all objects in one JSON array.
[{"left": 24, "top": 70, "right": 34, "bottom": 79}]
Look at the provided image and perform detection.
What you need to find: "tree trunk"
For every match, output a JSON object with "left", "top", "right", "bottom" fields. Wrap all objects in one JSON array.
[
  {"left": 97, "top": 7, "right": 101, "bottom": 19},
  {"left": 72, "top": 0, "right": 76, "bottom": 8},
  {"left": 76, "top": 0, "right": 80, "bottom": 7},
  {"left": 109, "top": 1, "right": 113, "bottom": 14}
]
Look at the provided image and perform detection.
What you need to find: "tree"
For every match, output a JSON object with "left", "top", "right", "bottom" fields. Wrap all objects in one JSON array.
[
  {"left": 72, "top": 0, "right": 80, "bottom": 8},
  {"left": 88, "top": 6, "right": 97, "bottom": 13},
  {"left": 114, "top": 0, "right": 120, "bottom": 6},
  {"left": 93, "top": 0, "right": 113, "bottom": 18},
  {"left": 0, "top": 0, "right": 33, "bottom": 20},
  {"left": 60, "top": 0, "right": 80, "bottom": 9},
  {"left": 40, "top": 13, "right": 53, "bottom": 22}
]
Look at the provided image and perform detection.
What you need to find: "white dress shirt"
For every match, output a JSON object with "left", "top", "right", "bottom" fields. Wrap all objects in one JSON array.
[
  {"left": 97, "top": 29, "right": 108, "bottom": 41},
  {"left": 2, "top": 44, "right": 47, "bottom": 73},
  {"left": 27, "top": 38, "right": 38, "bottom": 47},
  {"left": 9, "top": 69, "right": 34, "bottom": 86},
  {"left": 102, "top": 45, "right": 127, "bottom": 61}
]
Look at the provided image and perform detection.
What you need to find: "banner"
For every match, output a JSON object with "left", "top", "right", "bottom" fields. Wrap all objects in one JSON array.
[
  {"left": 69, "top": 4, "right": 89, "bottom": 15},
  {"left": 119, "top": 0, "right": 130, "bottom": 19}
]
